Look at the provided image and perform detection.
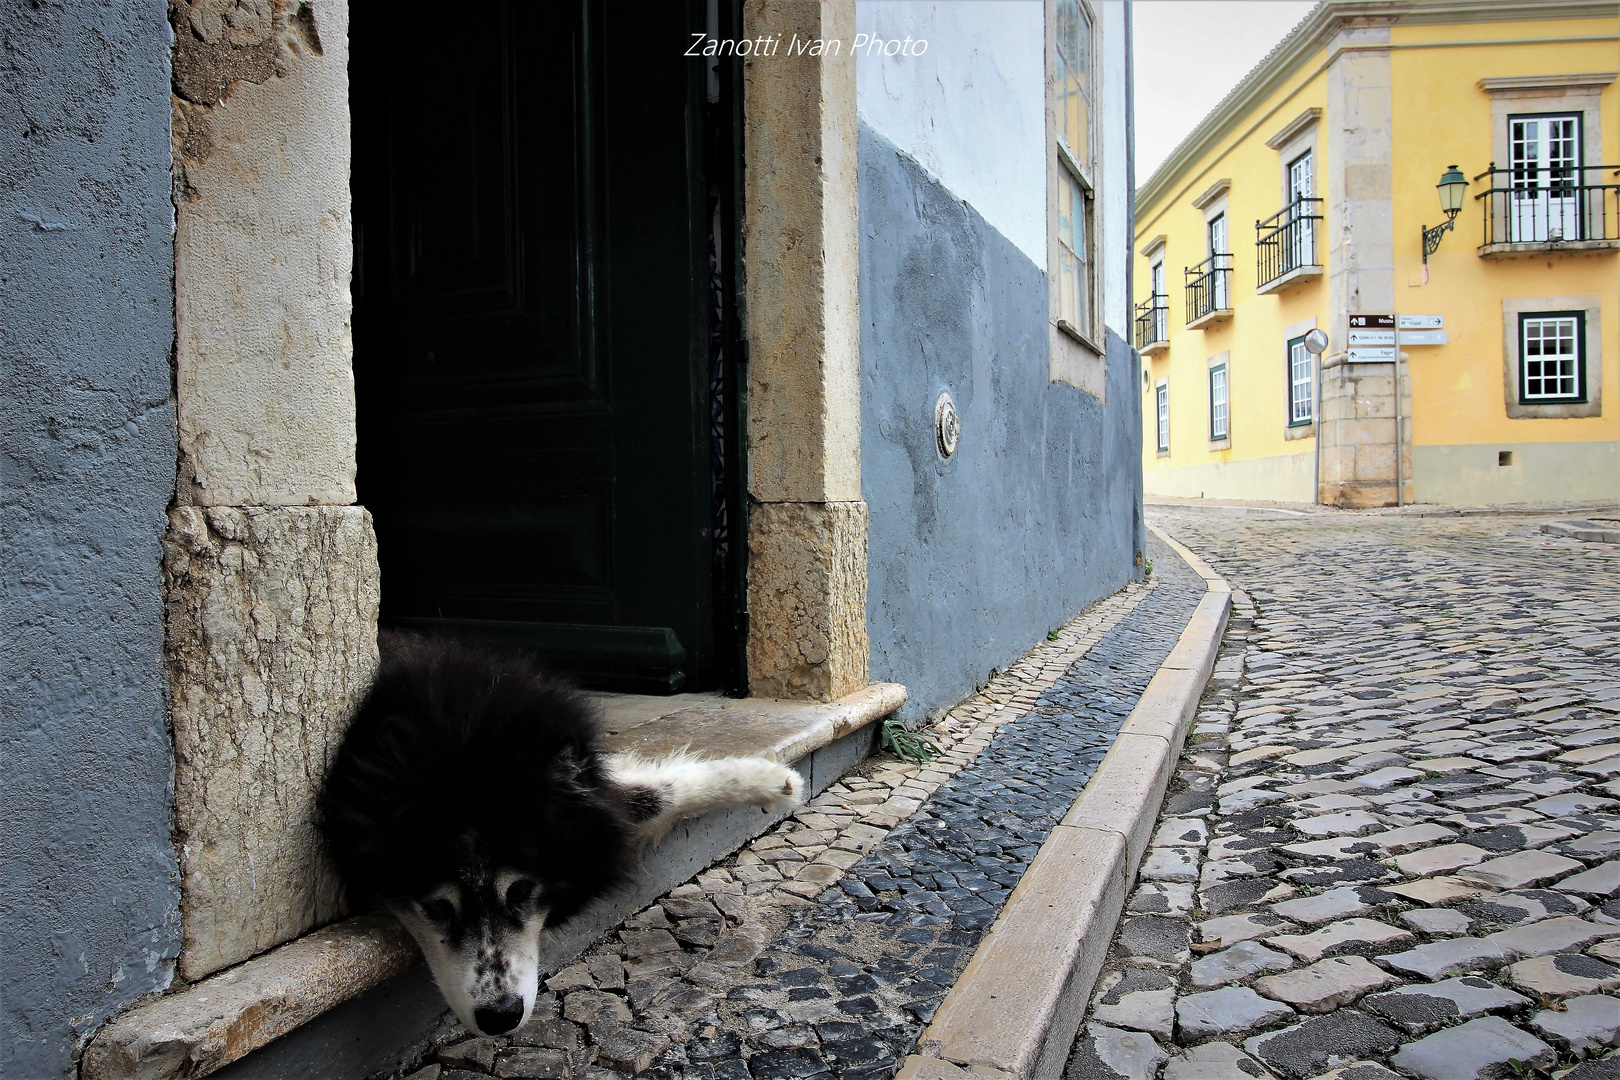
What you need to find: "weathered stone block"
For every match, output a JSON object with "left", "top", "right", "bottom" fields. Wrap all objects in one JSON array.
[
  {"left": 172, "top": 0, "right": 357, "bottom": 505},
  {"left": 748, "top": 500, "right": 869, "bottom": 700},
  {"left": 165, "top": 505, "right": 380, "bottom": 979}
]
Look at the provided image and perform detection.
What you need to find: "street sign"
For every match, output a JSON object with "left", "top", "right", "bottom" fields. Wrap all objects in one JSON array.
[
  {"left": 1348, "top": 329, "right": 1396, "bottom": 346},
  {"left": 1400, "top": 314, "right": 1443, "bottom": 329},
  {"left": 1349, "top": 314, "right": 1396, "bottom": 329},
  {"left": 1401, "top": 330, "right": 1448, "bottom": 346},
  {"left": 1348, "top": 346, "right": 1397, "bottom": 363}
]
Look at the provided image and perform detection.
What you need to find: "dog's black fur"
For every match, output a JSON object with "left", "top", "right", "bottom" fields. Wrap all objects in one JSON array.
[{"left": 320, "top": 632, "right": 641, "bottom": 929}]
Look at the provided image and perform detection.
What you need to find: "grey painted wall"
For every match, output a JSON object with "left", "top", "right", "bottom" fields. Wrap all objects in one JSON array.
[
  {"left": 0, "top": 2, "right": 182, "bottom": 1075},
  {"left": 860, "top": 122, "right": 1144, "bottom": 724}
]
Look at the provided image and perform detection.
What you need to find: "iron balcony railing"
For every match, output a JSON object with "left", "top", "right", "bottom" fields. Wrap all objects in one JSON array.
[
  {"left": 1134, "top": 293, "right": 1169, "bottom": 349},
  {"left": 1256, "top": 197, "right": 1322, "bottom": 287},
  {"left": 1185, "top": 254, "right": 1231, "bottom": 324},
  {"left": 1474, "top": 163, "right": 1620, "bottom": 246}
]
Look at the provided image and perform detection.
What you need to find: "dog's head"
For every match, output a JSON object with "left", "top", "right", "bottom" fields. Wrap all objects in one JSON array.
[{"left": 321, "top": 634, "right": 635, "bottom": 1035}]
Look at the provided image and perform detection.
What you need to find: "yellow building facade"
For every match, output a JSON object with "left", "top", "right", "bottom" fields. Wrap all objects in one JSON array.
[{"left": 1135, "top": 0, "right": 1619, "bottom": 506}]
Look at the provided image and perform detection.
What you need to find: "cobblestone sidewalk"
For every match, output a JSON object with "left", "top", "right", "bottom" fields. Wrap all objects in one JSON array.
[
  {"left": 1067, "top": 510, "right": 1620, "bottom": 1080},
  {"left": 402, "top": 536, "right": 1202, "bottom": 1080}
]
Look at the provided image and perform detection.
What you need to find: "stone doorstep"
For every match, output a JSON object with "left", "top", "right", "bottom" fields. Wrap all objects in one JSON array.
[
  {"left": 79, "top": 682, "right": 907, "bottom": 1080},
  {"left": 903, "top": 527, "right": 1230, "bottom": 1080}
]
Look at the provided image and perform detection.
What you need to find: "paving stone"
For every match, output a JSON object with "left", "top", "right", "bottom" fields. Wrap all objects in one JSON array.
[
  {"left": 1534, "top": 794, "right": 1620, "bottom": 817},
  {"left": 1176, "top": 986, "right": 1295, "bottom": 1039},
  {"left": 1487, "top": 915, "right": 1619, "bottom": 959},
  {"left": 1268, "top": 887, "right": 1394, "bottom": 926},
  {"left": 1303, "top": 1067, "right": 1404, "bottom": 1080},
  {"left": 1350, "top": 768, "right": 1423, "bottom": 790},
  {"left": 1154, "top": 818, "right": 1210, "bottom": 847},
  {"left": 438, "top": 1038, "right": 499, "bottom": 1071},
  {"left": 1389, "top": 1015, "right": 1557, "bottom": 1080},
  {"left": 1243, "top": 1011, "right": 1402, "bottom": 1080},
  {"left": 1128, "top": 881, "right": 1196, "bottom": 917},
  {"left": 1292, "top": 812, "right": 1384, "bottom": 838},
  {"left": 1531, "top": 994, "right": 1620, "bottom": 1055},
  {"left": 1393, "top": 842, "right": 1491, "bottom": 876},
  {"left": 1140, "top": 846, "right": 1200, "bottom": 882},
  {"left": 1360, "top": 976, "right": 1531, "bottom": 1034},
  {"left": 1203, "top": 878, "right": 1296, "bottom": 916},
  {"left": 494, "top": 1047, "right": 573, "bottom": 1079},
  {"left": 1559, "top": 861, "right": 1620, "bottom": 898},
  {"left": 1118, "top": 916, "right": 1192, "bottom": 964},
  {"left": 1381, "top": 877, "right": 1485, "bottom": 905},
  {"left": 1369, "top": 822, "right": 1458, "bottom": 851},
  {"left": 1200, "top": 913, "right": 1298, "bottom": 947},
  {"left": 1252, "top": 955, "right": 1394, "bottom": 1012},
  {"left": 1400, "top": 907, "right": 1472, "bottom": 935},
  {"left": 1268, "top": 919, "right": 1414, "bottom": 962},
  {"left": 1380, "top": 936, "right": 1511, "bottom": 980},
  {"left": 1190, "top": 941, "right": 1295, "bottom": 988},
  {"left": 1505, "top": 953, "right": 1620, "bottom": 997},
  {"left": 1091, "top": 969, "right": 1177, "bottom": 1036},
  {"left": 1460, "top": 850, "right": 1588, "bottom": 890},
  {"left": 1162, "top": 1041, "right": 1278, "bottom": 1079},
  {"left": 1561, "top": 831, "right": 1620, "bottom": 860},
  {"left": 1068, "top": 1023, "right": 1169, "bottom": 1080}
]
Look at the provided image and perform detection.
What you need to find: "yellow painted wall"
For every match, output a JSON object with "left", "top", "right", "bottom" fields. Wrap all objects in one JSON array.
[
  {"left": 1389, "top": 18, "right": 1619, "bottom": 451},
  {"left": 1137, "top": 11, "right": 1620, "bottom": 505},
  {"left": 1135, "top": 53, "right": 1329, "bottom": 503}
]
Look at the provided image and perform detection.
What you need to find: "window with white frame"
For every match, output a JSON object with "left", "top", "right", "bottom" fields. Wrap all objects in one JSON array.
[
  {"left": 1150, "top": 261, "right": 1167, "bottom": 341},
  {"left": 1052, "top": 0, "right": 1095, "bottom": 343},
  {"left": 1155, "top": 383, "right": 1170, "bottom": 452},
  {"left": 1209, "top": 363, "right": 1229, "bottom": 441},
  {"left": 1520, "top": 311, "right": 1585, "bottom": 402},
  {"left": 1287, "top": 335, "right": 1313, "bottom": 424}
]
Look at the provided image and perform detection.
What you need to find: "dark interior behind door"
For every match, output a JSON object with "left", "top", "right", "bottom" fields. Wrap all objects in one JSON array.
[{"left": 352, "top": 0, "right": 730, "bottom": 693}]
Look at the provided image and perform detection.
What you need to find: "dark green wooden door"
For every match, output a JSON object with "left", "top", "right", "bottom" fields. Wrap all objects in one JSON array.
[{"left": 352, "top": 0, "right": 723, "bottom": 693}]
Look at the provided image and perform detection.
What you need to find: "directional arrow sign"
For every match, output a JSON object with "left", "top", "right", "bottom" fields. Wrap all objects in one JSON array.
[
  {"left": 1401, "top": 330, "right": 1448, "bottom": 346},
  {"left": 1349, "top": 329, "right": 1396, "bottom": 346},
  {"left": 1399, "top": 314, "right": 1443, "bottom": 329},
  {"left": 1347, "top": 347, "right": 1397, "bottom": 363}
]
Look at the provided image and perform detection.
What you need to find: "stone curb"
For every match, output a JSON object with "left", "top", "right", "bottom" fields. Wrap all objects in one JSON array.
[{"left": 897, "top": 526, "right": 1230, "bottom": 1080}]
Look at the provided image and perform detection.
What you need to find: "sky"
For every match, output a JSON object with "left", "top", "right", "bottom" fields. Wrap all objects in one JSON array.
[{"left": 1133, "top": 1, "right": 1319, "bottom": 183}]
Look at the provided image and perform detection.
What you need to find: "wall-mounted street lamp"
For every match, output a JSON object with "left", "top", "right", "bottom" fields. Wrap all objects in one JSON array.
[{"left": 1421, "top": 165, "right": 1470, "bottom": 265}]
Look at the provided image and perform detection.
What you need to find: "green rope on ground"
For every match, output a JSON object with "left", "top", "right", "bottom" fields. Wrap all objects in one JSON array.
[{"left": 880, "top": 716, "right": 941, "bottom": 764}]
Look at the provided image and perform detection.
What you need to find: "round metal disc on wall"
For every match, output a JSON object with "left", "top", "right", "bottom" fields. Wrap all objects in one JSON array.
[{"left": 935, "top": 391, "right": 960, "bottom": 459}]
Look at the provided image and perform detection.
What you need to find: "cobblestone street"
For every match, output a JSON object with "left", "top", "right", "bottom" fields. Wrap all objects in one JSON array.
[
  {"left": 1068, "top": 508, "right": 1620, "bottom": 1080},
  {"left": 405, "top": 536, "right": 1202, "bottom": 1080}
]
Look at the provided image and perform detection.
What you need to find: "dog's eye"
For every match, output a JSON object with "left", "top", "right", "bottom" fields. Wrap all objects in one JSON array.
[
  {"left": 505, "top": 879, "right": 536, "bottom": 909},
  {"left": 419, "top": 898, "right": 456, "bottom": 923}
]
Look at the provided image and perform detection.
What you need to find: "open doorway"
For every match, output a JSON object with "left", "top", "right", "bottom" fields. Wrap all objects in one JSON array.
[{"left": 351, "top": 0, "right": 745, "bottom": 693}]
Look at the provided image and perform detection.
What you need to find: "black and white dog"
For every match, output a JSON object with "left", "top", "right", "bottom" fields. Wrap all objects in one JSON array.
[{"left": 320, "top": 633, "right": 804, "bottom": 1037}]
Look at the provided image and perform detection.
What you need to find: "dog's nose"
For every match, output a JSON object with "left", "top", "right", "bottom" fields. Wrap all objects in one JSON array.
[{"left": 473, "top": 996, "right": 525, "bottom": 1035}]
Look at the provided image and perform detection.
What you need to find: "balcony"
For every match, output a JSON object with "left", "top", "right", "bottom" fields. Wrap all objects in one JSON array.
[
  {"left": 1474, "top": 163, "right": 1620, "bottom": 257},
  {"left": 1135, "top": 294, "right": 1169, "bottom": 354},
  {"left": 1256, "top": 197, "right": 1323, "bottom": 294},
  {"left": 1184, "top": 254, "right": 1232, "bottom": 329}
]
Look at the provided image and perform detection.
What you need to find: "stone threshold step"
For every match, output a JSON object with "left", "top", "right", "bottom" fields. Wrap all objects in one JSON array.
[
  {"left": 81, "top": 682, "right": 906, "bottom": 1080},
  {"left": 898, "top": 525, "right": 1230, "bottom": 1080}
]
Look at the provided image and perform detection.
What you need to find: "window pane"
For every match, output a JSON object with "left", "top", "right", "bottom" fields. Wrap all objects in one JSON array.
[
  {"left": 1055, "top": 0, "right": 1091, "bottom": 166},
  {"left": 1210, "top": 365, "right": 1228, "bottom": 439},
  {"left": 1057, "top": 171, "right": 1090, "bottom": 338},
  {"left": 1156, "top": 385, "right": 1169, "bottom": 451},
  {"left": 1289, "top": 339, "right": 1314, "bottom": 423},
  {"left": 1521, "top": 314, "right": 1581, "bottom": 401}
]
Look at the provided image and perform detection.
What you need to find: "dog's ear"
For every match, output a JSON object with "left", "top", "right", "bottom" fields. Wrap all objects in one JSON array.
[{"left": 547, "top": 745, "right": 593, "bottom": 793}]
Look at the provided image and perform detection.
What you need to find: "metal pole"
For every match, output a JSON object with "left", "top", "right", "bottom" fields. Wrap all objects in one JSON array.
[
  {"left": 1394, "top": 319, "right": 1403, "bottom": 507},
  {"left": 1313, "top": 355, "right": 1321, "bottom": 506}
]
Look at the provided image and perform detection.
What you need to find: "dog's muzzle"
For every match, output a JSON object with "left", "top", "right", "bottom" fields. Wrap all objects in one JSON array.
[{"left": 473, "top": 994, "right": 526, "bottom": 1035}]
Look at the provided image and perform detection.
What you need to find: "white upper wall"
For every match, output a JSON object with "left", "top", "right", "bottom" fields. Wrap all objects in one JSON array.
[
  {"left": 857, "top": 0, "right": 1133, "bottom": 338},
  {"left": 856, "top": 1, "right": 1047, "bottom": 266}
]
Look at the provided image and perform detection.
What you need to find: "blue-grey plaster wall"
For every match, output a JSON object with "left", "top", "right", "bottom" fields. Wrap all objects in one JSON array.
[
  {"left": 860, "top": 122, "right": 1145, "bottom": 724},
  {"left": 0, "top": 2, "right": 182, "bottom": 1075}
]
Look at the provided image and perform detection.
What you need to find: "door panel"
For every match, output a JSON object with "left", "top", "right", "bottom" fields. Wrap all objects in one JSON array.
[{"left": 353, "top": 0, "right": 719, "bottom": 693}]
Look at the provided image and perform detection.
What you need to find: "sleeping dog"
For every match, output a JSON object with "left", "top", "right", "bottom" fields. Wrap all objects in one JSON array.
[{"left": 319, "top": 632, "right": 804, "bottom": 1036}]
